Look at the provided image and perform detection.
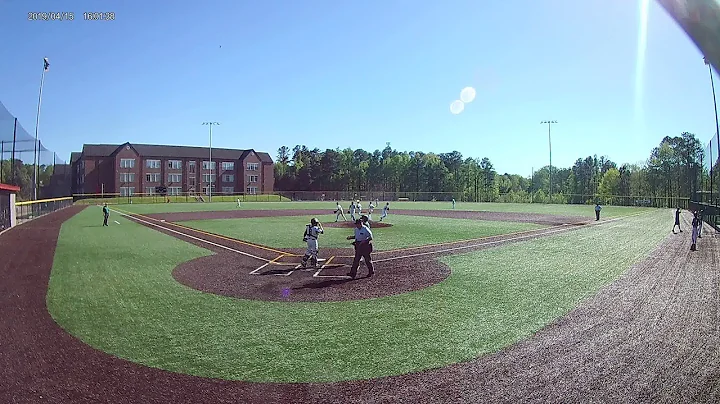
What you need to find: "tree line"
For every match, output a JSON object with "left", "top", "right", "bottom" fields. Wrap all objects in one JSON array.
[
  {"left": 1, "top": 160, "right": 55, "bottom": 201},
  {"left": 274, "top": 132, "right": 715, "bottom": 204}
]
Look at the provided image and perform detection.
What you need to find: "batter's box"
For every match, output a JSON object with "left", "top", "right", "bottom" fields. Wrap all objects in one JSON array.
[{"left": 250, "top": 258, "right": 329, "bottom": 276}]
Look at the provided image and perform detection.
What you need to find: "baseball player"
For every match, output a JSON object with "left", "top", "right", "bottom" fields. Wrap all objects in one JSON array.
[
  {"left": 102, "top": 203, "right": 109, "bottom": 226},
  {"left": 237, "top": 198, "right": 241, "bottom": 208},
  {"left": 367, "top": 201, "right": 375, "bottom": 221},
  {"left": 698, "top": 209, "right": 704, "bottom": 238},
  {"left": 379, "top": 202, "right": 390, "bottom": 221},
  {"left": 349, "top": 201, "right": 357, "bottom": 221},
  {"left": 691, "top": 211, "right": 700, "bottom": 251},
  {"left": 452, "top": 198, "right": 456, "bottom": 209},
  {"left": 594, "top": 203, "right": 602, "bottom": 221},
  {"left": 346, "top": 218, "right": 374, "bottom": 278},
  {"left": 672, "top": 207, "right": 683, "bottom": 233},
  {"left": 334, "top": 201, "right": 347, "bottom": 222},
  {"left": 356, "top": 200, "right": 362, "bottom": 215},
  {"left": 301, "top": 218, "right": 324, "bottom": 268}
]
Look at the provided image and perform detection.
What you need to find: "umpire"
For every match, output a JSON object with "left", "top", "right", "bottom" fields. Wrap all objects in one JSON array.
[{"left": 346, "top": 218, "right": 374, "bottom": 278}]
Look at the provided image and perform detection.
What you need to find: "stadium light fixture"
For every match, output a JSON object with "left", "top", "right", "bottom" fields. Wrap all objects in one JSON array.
[
  {"left": 202, "top": 122, "right": 220, "bottom": 202},
  {"left": 540, "top": 120, "right": 558, "bottom": 201}
]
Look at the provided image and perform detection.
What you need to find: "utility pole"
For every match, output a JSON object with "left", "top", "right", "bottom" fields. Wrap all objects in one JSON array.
[
  {"left": 705, "top": 57, "right": 719, "bottom": 205},
  {"left": 541, "top": 120, "right": 557, "bottom": 202},
  {"left": 202, "top": 122, "right": 219, "bottom": 202},
  {"left": 33, "top": 58, "right": 49, "bottom": 200}
]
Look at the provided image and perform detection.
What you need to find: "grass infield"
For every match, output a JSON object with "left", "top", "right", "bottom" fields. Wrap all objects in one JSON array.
[
  {"left": 47, "top": 207, "right": 666, "bottom": 383},
  {"left": 176, "top": 215, "right": 545, "bottom": 251}
]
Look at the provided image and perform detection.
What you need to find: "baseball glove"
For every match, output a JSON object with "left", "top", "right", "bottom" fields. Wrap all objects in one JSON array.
[{"left": 334, "top": 209, "right": 338, "bottom": 213}]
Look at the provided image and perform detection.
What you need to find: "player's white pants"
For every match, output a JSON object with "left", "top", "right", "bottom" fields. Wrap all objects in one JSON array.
[
  {"left": 380, "top": 211, "right": 387, "bottom": 220},
  {"left": 350, "top": 212, "right": 356, "bottom": 221},
  {"left": 303, "top": 239, "right": 319, "bottom": 262},
  {"left": 336, "top": 210, "right": 346, "bottom": 221},
  {"left": 367, "top": 213, "right": 372, "bottom": 221}
]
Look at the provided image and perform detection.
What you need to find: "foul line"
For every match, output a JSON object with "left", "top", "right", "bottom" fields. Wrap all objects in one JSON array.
[
  {"left": 370, "top": 212, "right": 648, "bottom": 263},
  {"left": 111, "top": 208, "right": 270, "bottom": 263},
  {"left": 113, "top": 207, "right": 296, "bottom": 256},
  {"left": 250, "top": 254, "right": 285, "bottom": 274}
]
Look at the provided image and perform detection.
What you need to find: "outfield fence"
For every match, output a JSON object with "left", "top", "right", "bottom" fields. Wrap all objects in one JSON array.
[
  {"left": 274, "top": 190, "right": 690, "bottom": 208},
  {"left": 72, "top": 192, "right": 289, "bottom": 205},
  {"left": 15, "top": 196, "right": 73, "bottom": 224}
]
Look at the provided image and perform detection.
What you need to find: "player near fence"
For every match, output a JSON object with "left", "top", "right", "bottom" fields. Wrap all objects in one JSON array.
[
  {"left": 672, "top": 207, "right": 683, "bottom": 234},
  {"left": 698, "top": 209, "right": 704, "bottom": 238},
  {"left": 594, "top": 203, "right": 602, "bottom": 221},
  {"left": 102, "top": 203, "right": 109, "bottom": 227},
  {"left": 691, "top": 211, "right": 700, "bottom": 251},
  {"left": 452, "top": 198, "right": 456, "bottom": 209},
  {"left": 380, "top": 202, "right": 390, "bottom": 221},
  {"left": 301, "top": 218, "right": 324, "bottom": 268},
  {"left": 346, "top": 218, "right": 374, "bottom": 278},
  {"left": 367, "top": 201, "right": 375, "bottom": 221},
  {"left": 334, "top": 201, "right": 347, "bottom": 222}
]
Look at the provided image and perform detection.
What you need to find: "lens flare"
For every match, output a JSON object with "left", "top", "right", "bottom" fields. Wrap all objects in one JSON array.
[
  {"left": 450, "top": 100, "right": 465, "bottom": 115},
  {"left": 460, "top": 87, "right": 476, "bottom": 103}
]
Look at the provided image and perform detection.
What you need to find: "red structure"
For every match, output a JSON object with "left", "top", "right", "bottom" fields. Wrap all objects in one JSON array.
[
  {"left": 0, "top": 183, "right": 20, "bottom": 231},
  {"left": 70, "top": 143, "right": 274, "bottom": 196}
]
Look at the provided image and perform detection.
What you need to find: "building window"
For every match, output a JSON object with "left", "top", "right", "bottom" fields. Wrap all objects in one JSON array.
[
  {"left": 146, "top": 159, "right": 161, "bottom": 169},
  {"left": 145, "top": 187, "right": 156, "bottom": 195},
  {"left": 188, "top": 161, "right": 196, "bottom": 174},
  {"left": 168, "top": 187, "right": 182, "bottom": 195},
  {"left": 222, "top": 162, "right": 235, "bottom": 171},
  {"left": 222, "top": 174, "right": 235, "bottom": 183},
  {"left": 247, "top": 175, "right": 259, "bottom": 183},
  {"left": 146, "top": 173, "right": 160, "bottom": 182},
  {"left": 202, "top": 185, "right": 216, "bottom": 195},
  {"left": 119, "top": 173, "right": 135, "bottom": 182},
  {"left": 203, "top": 161, "right": 216, "bottom": 170},
  {"left": 120, "top": 187, "right": 135, "bottom": 196},
  {"left": 189, "top": 177, "right": 196, "bottom": 188},
  {"left": 202, "top": 174, "right": 216, "bottom": 183},
  {"left": 168, "top": 160, "right": 182, "bottom": 169},
  {"left": 168, "top": 173, "right": 182, "bottom": 183},
  {"left": 246, "top": 186, "right": 258, "bottom": 194},
  {"left": 221, "top": 187, "right": 234, "bottom": 194},
  {"left": 120, "top": 159, "right": 135, "bottom": 168},
  {"left": 247, "top": 162, "right": 259, "bottom": 171}
]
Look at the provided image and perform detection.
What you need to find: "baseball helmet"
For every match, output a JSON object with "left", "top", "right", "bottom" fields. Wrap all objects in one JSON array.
[{"left": 310, "top": 217, "right": 319, "bottom": 225}]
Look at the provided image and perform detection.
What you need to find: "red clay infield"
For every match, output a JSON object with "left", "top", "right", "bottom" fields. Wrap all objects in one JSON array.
[{"left": 2, "top": 207, "right": 719, "bottom": 403}]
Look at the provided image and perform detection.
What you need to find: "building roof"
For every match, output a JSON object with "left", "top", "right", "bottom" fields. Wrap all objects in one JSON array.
[
  {"left": 0, "top": 183, "right": 20, "bottom": 192},
  {"left": 79, "top": 143, "right": 273, "bottom": 163}
]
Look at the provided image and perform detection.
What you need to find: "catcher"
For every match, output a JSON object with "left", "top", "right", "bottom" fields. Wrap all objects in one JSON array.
[{"left": 301, "top": 218, "right": 324, "bottom": 268}]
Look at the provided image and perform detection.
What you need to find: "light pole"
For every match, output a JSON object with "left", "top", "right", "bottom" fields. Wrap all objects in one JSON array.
[
  {"left": 705, "top": 57, "right": 720, "bottom": 205},
  {"left": 33, "top": 57, "right": 49, "bottom": 200},
  {"left": 202, "top": 122, "right": 219, "bottom": 202},
  {"left": 541, "top": 120, "right": 557, "bottom": 202}
]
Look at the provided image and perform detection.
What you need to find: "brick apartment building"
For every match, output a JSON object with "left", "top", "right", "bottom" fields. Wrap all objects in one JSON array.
[{"left": 70, "top": 142, "right": 274, "bottom": 196}]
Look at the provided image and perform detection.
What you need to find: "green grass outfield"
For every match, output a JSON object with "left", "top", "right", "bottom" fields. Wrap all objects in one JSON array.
[
  {"left": 177, "top": 215, "right": 545, "bottom": 251},
  {"left": 115, "top": 200, "right": 651, "bottom": 218},
  {"left": 47, "top": 207, "right": 668, "bottom": 383}
]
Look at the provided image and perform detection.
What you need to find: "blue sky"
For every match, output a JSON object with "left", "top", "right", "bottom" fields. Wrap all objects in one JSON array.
[{"left": 1, "top": 0, "right": 718, "bottom": 175}]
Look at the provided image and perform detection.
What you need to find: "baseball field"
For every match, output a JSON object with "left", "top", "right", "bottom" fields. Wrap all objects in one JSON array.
[{"left": 2, "top": 201, "right": 719, "bottom": 403}]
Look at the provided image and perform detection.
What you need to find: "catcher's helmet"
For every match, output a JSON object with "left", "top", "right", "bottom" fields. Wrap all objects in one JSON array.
[{"left": 310, "top": 217, "right": 319, "bottom": 225}]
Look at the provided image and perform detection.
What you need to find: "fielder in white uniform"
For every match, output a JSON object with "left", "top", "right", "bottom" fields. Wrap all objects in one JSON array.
[
  {"left": 237, "top": 198, "right": 242, "bottom": 208},
  {"left": 301, "top": 218, "right": 324, "bottom": 268},
  {"left": 335, "top": 201, "right": 347, "bottom": 222},
  {"left": 356, "top": 201, "right": 362, "bottom": 215},
  {"left": 452, "top": 198, "right": 455, "bottom": 209},
  {"left": 367, "top": 202, "right": 375, "bottom": 221},
  {"left": 349, "top": 201, "right": 357, "bottom": 221},
  {"left": 380, "top": 202, "right": 390, "bottom": 221}
]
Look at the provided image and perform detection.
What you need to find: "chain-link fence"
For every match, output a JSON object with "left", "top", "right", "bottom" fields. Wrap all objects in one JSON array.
[
  {"left": 14, "top": 197, "right": 73, "bottom": 225},
  {"left": 0, "top": 101, "right": 68, "bottom": 201}
]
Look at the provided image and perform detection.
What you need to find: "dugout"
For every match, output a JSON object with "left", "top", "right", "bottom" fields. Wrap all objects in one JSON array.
[{"left": 0, "top": 183, "right": 19, "bottom": 232}]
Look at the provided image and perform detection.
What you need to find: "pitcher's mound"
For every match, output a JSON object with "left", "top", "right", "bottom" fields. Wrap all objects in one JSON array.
[{"left": 322, "top": 221, "right": 393, "bottom": 228}]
